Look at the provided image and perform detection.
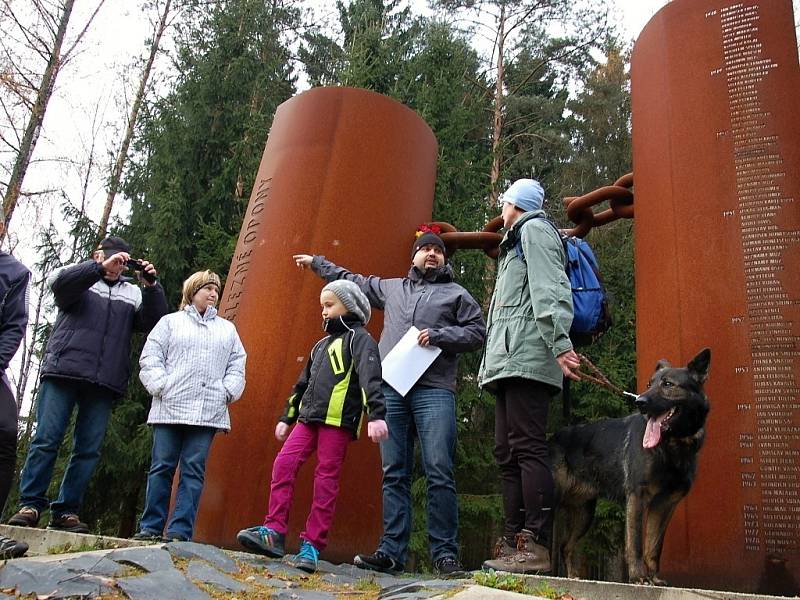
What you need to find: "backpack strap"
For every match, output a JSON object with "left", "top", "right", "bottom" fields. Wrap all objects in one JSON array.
[{"left": 513, "top": 214, "right": 568, "bottom": 270}]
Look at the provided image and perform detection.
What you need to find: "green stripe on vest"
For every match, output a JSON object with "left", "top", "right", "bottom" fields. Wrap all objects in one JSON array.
[
  {"left": 325, "top": 363, "right": 353, "bottom": 427},
  {"left": 286, "top": 393, "right": 297, "bottom": 419}
]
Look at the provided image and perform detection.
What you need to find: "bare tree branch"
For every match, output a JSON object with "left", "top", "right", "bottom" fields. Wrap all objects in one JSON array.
[
  {"left": 2, "top": 0, "right": 75, "bottom": 234},
  {"left": 98, "top": 0, "right": 174, "bottom": 239}
]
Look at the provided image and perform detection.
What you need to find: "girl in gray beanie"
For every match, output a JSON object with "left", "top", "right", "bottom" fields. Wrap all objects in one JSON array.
[
  {"left": 237, "top": 282, "right": 387, "bottom": 572},
  {"left": 321, "top": 280, "right": 371, "bottom": 325}
]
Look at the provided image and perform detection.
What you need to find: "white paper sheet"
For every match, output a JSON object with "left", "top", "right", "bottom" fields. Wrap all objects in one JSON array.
[{"left": 381, "top": 326, "right": 442, "bottom": 397}]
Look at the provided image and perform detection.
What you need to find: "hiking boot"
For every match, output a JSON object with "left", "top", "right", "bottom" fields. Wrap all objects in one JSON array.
[
  {"left": 48, "top": 513, "right": 90, "bottom": 534},
  {"left": 0, "top": 535, "right": 28, "bottom": 559},
  {"left": 286, "top": 539, "right": 319, "bottom": 573},
  {"left": 131, "top": 531, "right": 162, "bottom": 542},
  {"left": 482, "top": 529, "right": 551, "bottom": 574},
  {"left": 353, "top": 549, "right": 404, "bottom": 574},
  {"left": 434, "top": 555, "right": 466, "bottom": 578},
  {"left": 8, "top": 506, "right": 40, "bottom": 528},
  {"left": 236, "top": 525, "right": 285, "bottom": 558},
  {"left": 493, "top": 535, "right": 516, "bottom": 559}
]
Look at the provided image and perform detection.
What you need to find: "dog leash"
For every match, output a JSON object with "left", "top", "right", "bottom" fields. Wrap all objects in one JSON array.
[{"left": 577, "top": 354, "right": 639, "bottom": 400}]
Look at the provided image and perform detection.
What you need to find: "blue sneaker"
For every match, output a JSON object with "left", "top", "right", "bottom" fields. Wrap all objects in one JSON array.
[
  {"left": 291, "top": 539, "right": 320, "bottom": 573},
  {"left": 236, "top": 525, "right": 285, "bottom": 558}
]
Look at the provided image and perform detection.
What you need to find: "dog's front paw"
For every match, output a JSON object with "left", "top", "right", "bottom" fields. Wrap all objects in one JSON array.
[
  {"left": 650, "top": 575, "right": 668, "bottom": 586},
  {"left": 628, "top": 565, "right": 649, "bottom": 584}
]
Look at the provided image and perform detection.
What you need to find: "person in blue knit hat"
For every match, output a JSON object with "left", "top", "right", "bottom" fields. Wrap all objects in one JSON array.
[{"left": 480, "top": 178, "right": 580, "bottom": 574}]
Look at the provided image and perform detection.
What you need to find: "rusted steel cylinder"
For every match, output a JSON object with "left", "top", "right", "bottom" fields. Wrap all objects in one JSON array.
[
  {"left": 193, "top": 88, "right": 438, "bottom": 561},
  {"left": 632, "top": 0, "right": 800, "bottom": 593}
]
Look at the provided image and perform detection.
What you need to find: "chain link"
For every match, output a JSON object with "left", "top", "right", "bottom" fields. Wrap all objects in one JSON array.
[{"left": 430, "top": 172, "right": 634, "bottom": 258}]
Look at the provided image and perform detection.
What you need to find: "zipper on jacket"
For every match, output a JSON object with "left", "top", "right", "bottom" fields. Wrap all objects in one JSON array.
[{"left": 96, "top": 281, "right": 115, "bottom": 384}]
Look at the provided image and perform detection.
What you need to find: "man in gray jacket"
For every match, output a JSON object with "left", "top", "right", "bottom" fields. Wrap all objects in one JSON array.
[
  {"left": 479, "top": 179, "right": 580, "bottom": 574},
  {"left": 294, "top": 230, "right": 485, "bottom": 576}
]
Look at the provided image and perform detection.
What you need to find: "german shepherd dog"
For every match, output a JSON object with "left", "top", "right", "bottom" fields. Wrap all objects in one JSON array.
[{"left": 550, "top": 348, "right": 711, "bottom": 584}]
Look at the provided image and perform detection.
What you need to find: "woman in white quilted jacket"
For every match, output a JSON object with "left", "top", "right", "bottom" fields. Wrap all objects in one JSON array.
[{"left": 133, "top": 270, "right": 246, "bottom": 542}]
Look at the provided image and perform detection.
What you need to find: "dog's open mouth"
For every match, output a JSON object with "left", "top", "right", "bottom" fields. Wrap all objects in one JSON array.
[{"left": 643, "top": 406, "right": 677, "bottom": 449}]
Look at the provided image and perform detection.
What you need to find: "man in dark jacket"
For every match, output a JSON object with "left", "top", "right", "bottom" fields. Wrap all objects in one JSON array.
[
  {"left": 8, "top": 236, "right": 168, "bottom": 533},
  {"left": 294, "top": 229, "right": 486, "bottom": 576},
  {"left": 0, "top": 219, "right": 31, "bottom": 558}
]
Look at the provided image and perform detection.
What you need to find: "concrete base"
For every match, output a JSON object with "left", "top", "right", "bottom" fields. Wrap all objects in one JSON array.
[
  {"left": 521, "top": 574, "right": 798, "bottom": 600},
  {"left": 0, "top": 524, "right": 143, "bottom": 556},
  {"left": 0, "top": 525, "right": 795, "bottom": 600}
]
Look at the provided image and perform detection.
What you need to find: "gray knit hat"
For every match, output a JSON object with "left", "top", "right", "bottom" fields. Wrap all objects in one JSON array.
[{"left": 322, "top": 280, "right": 371, "bottom": 325}]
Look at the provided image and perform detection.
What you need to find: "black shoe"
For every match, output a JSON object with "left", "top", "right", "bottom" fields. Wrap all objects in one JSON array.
[
  {"left": 0, "top": 536, "right": 28, "bottom": 559},
  {"left": 131, "top": 531, "right": 162, "bottom": 542},
  {"left": 48, "top": 513, "right": 90, "bottom": 534},
  {"left": 434, "top": 556, "right": 466, "bottom": 578},
  {"left": 353, "top": 550, "right": 404, "bottom": 574}
]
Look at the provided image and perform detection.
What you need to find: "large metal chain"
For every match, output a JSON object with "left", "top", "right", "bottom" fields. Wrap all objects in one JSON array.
[{"left": 431, "top": 173, "right": 634, "bottom": 257}]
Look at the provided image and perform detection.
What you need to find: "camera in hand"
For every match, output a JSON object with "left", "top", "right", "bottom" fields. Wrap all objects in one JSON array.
[{"left": 126, "top": 259, "right": 157, "bottom": 284}]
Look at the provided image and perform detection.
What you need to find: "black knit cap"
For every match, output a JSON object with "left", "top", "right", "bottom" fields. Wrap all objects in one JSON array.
[
  {"left": 411, "top": 231, "right": 446, "bottom": 259},
  {"left": 97, "top": 236, "right": 130, "bottom": 257}
]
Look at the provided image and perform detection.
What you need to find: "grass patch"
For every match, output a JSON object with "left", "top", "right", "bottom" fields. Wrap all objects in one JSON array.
[
  {"left": 46, "top": 538, "right": 126, "bottom": 554},
  {"left": 473, "top": 570, "right": 568, "bottom": 598}
]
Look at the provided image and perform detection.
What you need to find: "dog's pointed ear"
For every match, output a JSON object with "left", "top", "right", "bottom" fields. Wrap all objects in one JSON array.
[
  {"left": 688, "top": 348, "right": 711, "bottom": 383},
  {"left": 655, "top": 359, "right": 671, "bottom": 371}
]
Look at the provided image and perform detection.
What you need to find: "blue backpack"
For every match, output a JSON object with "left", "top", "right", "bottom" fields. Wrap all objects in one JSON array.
[{"left": 514, "top": 221, "right": 611, "bottom": 347}]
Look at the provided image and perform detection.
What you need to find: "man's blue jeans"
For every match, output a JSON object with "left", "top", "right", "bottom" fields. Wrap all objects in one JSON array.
[
  {"left": 378, "top": 384, "right": 458, "bottom": 564},
  {"left": 138, "top": 424, "right": 216, "bottom": 541},
  {"left": 19, "top": 377, "right": 114, "bottom": 517}
]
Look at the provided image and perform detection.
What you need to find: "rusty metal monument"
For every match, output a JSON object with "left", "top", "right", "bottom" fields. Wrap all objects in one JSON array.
[
  {"left": 192, "top": 87, "right": 438, "bottom": 562},
  {"left": 632, "top": 0, "right": 799, "bottom": 593},
  {"left": 192, "top": 0, "right": 800, "bottom": 592}
]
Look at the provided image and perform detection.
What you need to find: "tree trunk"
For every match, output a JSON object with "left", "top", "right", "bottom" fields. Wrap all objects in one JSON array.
[
  {"left": 482, "top": 3, "right": 507, "bottom": 311},
  {"left": 14, "top": 279, "right": 46, "bottom": 412},
  {"left": 488, "top": 3, "right": 506, "bottom": 207},
  {"left": 97, "top": 0, "right": 173, "bottom": 240},
  {"left": 2, "top": 0, "right": 76, "bottom": 233}
]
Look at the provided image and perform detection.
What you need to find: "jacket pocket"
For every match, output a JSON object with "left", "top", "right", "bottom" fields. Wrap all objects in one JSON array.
[
  {"left": 48, "top": 328, "right": 75, "bottom": 361},
  {"left": 160, "top": 371, "right": 177, "bottom": 398}
]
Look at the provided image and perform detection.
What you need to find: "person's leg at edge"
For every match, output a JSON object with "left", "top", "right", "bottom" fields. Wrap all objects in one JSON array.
[
  {"left": 138, "top": 424, "right": 183, "bottom": 536},
  {"left": 17, "top": 379, "right": 79, "bottom": 514},
  {"left": 0, "top": 377, "right": 19, "bottom": 512},
  {"left": 50, "top": 382, "right": 114, "bottom": 519},
  {"left": 301, "top": 424, "right": 351, "bottom": 551},
  {"left": 504, "top": 377, "right": 554, "bottom": 544},
  {"left": 165, "top": 425, "right": 216, "bottom": 540},
  {"left": 413, "top": 386, "right": 459, "bottom": 563},
  {"left": 376, "top": 383, "right": 414, "bottom": 566},
  {"left": 494, "top": 380, "right": 526, "bottom": 543},
  {"left": 0, "top": 376, "right": 28, "bottom": 557},
  {"left": 264, "top": 422, "right": 319, "bottom": 535}
]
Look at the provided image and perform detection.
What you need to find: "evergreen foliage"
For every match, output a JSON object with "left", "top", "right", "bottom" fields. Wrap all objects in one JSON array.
[
  {"left": 82, "top": 0, "right": 300, "bottom": 536},
  {"left": 123, "top": 0, "right": 299, "bottom": 305}
]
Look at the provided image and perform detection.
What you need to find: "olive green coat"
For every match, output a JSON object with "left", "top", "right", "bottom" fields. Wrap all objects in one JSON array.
[{"left": 478, "top": 210, "right": 574, "bottom": 393}]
